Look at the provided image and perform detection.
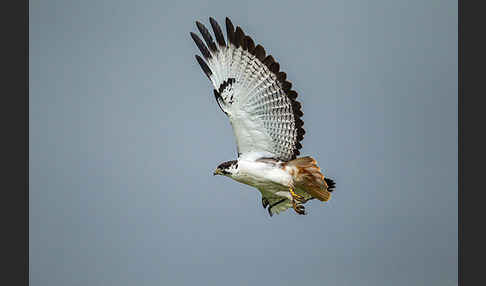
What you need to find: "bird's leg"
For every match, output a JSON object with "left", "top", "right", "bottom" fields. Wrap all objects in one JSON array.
[
  {"left": 289, "top": 187, "right": 305, "bottom": 203},
  {"left": 289, "top": 187, "right": 306, "bottom": 215}
]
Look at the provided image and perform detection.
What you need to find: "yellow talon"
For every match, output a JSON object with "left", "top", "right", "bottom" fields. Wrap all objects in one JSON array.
[
  {"left": 291, "top": 196, "right": 306, "bottom": 215},
  {"left": 289, "top": 187, "right": 304, "bottom": 202}
]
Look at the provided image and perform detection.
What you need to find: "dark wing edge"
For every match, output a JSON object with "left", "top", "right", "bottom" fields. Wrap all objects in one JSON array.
[
  {"left": 190, "top": 17, "right": 305, "bottom": 160},
  {"left": 261, "top": 195, "right": 290, "bottom": 217}
]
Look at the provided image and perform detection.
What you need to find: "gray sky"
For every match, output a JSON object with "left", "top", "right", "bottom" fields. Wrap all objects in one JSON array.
[{"left": 30, "top": 0, "right": 457, "bottom": 285}]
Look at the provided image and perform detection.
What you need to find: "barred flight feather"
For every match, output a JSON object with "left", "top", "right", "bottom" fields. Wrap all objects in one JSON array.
[{"left": 191, "top": 17, "right": 305, "bottom": 161}]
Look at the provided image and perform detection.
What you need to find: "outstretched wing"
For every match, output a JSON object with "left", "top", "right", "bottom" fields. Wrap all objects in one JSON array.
[{"left": 190, "top": 17, "right": 305, "bottom": 161}]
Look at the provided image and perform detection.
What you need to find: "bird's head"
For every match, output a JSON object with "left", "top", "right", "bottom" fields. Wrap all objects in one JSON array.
[{"left": 213, "top": 160, "right": 238, "bottom": 177}]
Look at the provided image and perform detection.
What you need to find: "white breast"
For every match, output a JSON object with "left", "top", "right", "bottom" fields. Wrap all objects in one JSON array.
[{"left": 232, "top": 157, "right": 292, "bottom": 191}]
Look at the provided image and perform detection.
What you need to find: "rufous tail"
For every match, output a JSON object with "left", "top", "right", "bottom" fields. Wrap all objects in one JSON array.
[{"left": 285, "top": 156, "right": 336, "bottom": 202}]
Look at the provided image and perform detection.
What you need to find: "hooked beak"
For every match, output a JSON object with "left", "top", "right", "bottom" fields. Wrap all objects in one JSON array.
[{"left": 213, "top": 168, "right": 223, "bottom": 176}]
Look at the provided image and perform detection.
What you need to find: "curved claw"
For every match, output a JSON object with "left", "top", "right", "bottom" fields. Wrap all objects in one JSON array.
[
  {"left": 296, "top": 205, "right": 306, "bottom": 215},
  {"left": 291, "top": 200, "right": 306, "bottom": 215},
  {"left": 262, "top": 198, "right": 269, "bottom": 209}
]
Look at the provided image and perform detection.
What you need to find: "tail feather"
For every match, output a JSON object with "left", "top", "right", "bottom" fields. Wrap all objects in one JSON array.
[
  {"left": 286, "top": 156, "right": 336, "bottom": 202},
  {"left": 324, "top": 178, "right": 336, "bottom": 192}
]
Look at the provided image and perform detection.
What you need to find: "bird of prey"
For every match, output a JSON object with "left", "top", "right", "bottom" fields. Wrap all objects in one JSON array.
[{"left": 190, "top": 17, "right": 336, "bottom": 216}]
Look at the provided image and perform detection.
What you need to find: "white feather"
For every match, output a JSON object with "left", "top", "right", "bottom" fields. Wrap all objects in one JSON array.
[{"left": 192, "top": 18, "right": 304, "bottom": 161}]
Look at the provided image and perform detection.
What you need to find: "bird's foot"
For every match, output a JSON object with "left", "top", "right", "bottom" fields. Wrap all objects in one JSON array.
[
  {"left": 262, "top": 197, "right": 269, "bottom": 209},
  {"left": 289, "top": 187, "right": 305, "bottom": 215},
  {"left": 291, "top": 200, "right": 306, "bottom": 215},
  {"left": 289, "top": 187, "right": 306, "bottom": 215},
  {"left": 289, "top": 187, "right": 305, "bottom": 203}
]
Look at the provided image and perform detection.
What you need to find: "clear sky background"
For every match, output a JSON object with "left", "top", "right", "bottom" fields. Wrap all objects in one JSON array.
[{"left": 30, "top": 0, "right": 457, "bottom": 285}]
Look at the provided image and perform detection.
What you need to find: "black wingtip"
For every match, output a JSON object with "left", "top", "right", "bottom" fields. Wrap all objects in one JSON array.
[
  {"left": 245, "top": 35, "right": 255, "bottom": 53},
  {"left": 269, "top": 62, "right": 280, "bottom": 74},
  {"left": 209, "top": 17, "right": 226, "bottom": 47},
  {"left": 195, "top": 55, "right": 212, "bottom": 79},
  {"left": 281, "top": 80, "right": 292, "bottom": 92},
  {"left": 196, "top": 21, "right": 217, "bottom": 52},
  {"left": 190, "top": 32, "right": 211, "bottom": 59},
  {"left": 254, "top": 44, "right": 266, "bottom": 61},
  {"left": 234, "top": 26, "right": 244, "bottom": 48},
  {"left": 263, "top": 55, "right": 275, "bottom": 68},
  {"left": 225, "top": 17, "right": 235, "bottom": 46}
]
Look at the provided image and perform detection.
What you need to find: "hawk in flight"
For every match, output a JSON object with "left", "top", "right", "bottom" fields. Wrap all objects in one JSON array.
[{"left": 190, "top": 17, "right": 336, "bottom": 216}]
